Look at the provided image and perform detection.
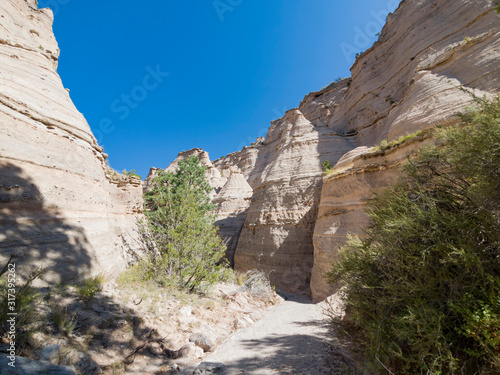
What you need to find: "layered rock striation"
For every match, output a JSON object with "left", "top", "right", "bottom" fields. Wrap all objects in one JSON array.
[
  {"left": 0, "top": 0, "right": 143, "bottom": 282},
  {"left": 309, "top": 0, "right": 500, "bottom": 301},
  {"left": 213, "top": 167, "right": 253, "bottom": 266},
  {"left": 149, "top": 0, "right": 500, "bottom": 298}
]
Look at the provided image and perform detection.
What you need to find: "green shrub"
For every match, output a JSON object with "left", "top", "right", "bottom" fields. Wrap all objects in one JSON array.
[
  {"left": 240, "top": 270, "right": 274, "bottom": 300},
  {"left": 322, "top": 160, "right": 333, "bottom": 174},
  {"left": 374, "top": 130, "right": 423, "bottom": 151},
  {"left": 122, "top": 169, "right": 141, "bottom": 179},
  {"left": 326, "top": 96, "right": 500, "bottom": 374},
  {"left": 140, "top": 155, "right": 229, "bottom": 293},
  {"left": 51, "top": 305, "right": 76, "bottom": 335},
  {"left": 0, "top": 256, "right": 45, "bottom": 353},
  {"left": 77, "top": 274, "right": 105, "bottom": 301}
]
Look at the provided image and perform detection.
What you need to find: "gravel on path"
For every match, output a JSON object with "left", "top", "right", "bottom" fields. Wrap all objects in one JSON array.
[{"left": 191, "top": 295, "right": 356, "bottom": 375}]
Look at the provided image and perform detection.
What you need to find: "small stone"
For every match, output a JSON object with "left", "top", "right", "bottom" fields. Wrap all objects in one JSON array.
[
  {"left": 194, "top": 362, "right": 225, "bottom": 374},
  {"left": 177, "top": 342, "right": 204, "bottom": 359},
  {"left": 40, "top": 344, "right": 61, "bottom": 364},
  {"left": 171, "top": 363, "right": 180, "bottom": 372},
  {"left": 179, "top": 306, "right": 192, "bottom": 317},
  {"left": 189, "top": 332, "right": 215, "bottom": 352}
]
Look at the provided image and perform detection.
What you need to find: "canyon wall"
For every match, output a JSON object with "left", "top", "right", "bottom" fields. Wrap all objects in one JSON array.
[
  {"left": 149, "top": 0, "right": 500, "bottom": 298},
  {"left": 7, "top": 0, "right": 491, "bottom": 297},
  {"left": 310, "top": 0, "right": 500, "bottom": 301},
  {"left": 202, "top": 0, "right": 500, "bottom": 298},
  {"left": 210, "top": 0, "right": 498, "bottom": 298},
  {"left": 0, "top": 0, "right": 143, "bottom": 282}
]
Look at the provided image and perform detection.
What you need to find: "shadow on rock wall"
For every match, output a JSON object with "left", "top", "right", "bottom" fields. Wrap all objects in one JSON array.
[{"left": 0, "top": 161, "right": 92, "bottom": 282}]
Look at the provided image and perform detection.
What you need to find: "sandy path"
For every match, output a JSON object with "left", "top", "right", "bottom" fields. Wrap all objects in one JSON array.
[{"left": 191, "top": 295, "right": 354, "bottom": 375}]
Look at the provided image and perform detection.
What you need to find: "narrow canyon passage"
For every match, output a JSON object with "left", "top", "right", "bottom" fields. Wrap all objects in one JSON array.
[{"left": 191, "top": 296, "right": 353, "bottom": 375}]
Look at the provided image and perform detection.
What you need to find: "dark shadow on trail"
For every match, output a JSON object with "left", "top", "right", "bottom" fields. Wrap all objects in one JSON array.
[{"left": 220, "top": 332, "right": 358, "bottom": 375}]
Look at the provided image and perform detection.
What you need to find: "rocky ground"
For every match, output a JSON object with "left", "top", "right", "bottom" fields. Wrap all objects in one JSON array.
[{"left": 0, "top": 272, "right": 283, "bottom": 374}]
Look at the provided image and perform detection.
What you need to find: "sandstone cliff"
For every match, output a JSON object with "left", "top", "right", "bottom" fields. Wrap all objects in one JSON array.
[
  {"left": 309, "top": 0, "right": 500, "bottom": 301},
  {"left": 144, "top": 0, "right": 500, "bottom": 299},
  {"left": 0, "top": 0, "right": 143, "bottom": 282}
]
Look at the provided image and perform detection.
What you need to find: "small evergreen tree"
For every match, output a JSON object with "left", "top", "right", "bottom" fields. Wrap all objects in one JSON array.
[
  {"left": 141, "top": 155, "right": 228, "bottom": 293},
  {"left": 327, "top": 96, "right": 500, "bottom": 374}
]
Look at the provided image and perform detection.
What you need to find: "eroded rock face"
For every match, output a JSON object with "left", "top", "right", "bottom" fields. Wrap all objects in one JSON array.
[
  {"left": 0, "top": 0, "right": 143, "bottom": 282},
  {"left": 142, "top": 0, "right": 500, "bottom": 298},
  {"left": 311, "top": 137, "right": 433, "bottom": 301},
  {"left": 309, "top": 0, "right": 500, "bottom": 301},
  {"left": 213, "top": 167, "right": 253, "bottom": 266},
  {"left": 210, "top": 0, "right": 500, "bottom": 297},
  {"left": 233, "top": 100, "right": 355, "bottom": 294}
]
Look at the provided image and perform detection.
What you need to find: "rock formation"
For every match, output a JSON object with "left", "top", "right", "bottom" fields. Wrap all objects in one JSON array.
[
  {"left": 148, "top": 0, "right": 500, "bottom": 299},
  {"left": 309, "top": 0, "right": 500, "bottom": 301},
  {"left": 156, "top": 0, "right": 500, "bottom": 299},
  {"left": 0, "top": 0, "right": 143, "bottom": 282},
  {"left": 6, "top": 0, "right": 497, "bottom": 300},
  {"left": 213, "top": 167, "right": 252, "bottom": 266}
]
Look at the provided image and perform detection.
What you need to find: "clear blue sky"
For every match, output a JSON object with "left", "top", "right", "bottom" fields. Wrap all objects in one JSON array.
[{"left": 38, "top": 0, "right": 399, "bottom": 179}]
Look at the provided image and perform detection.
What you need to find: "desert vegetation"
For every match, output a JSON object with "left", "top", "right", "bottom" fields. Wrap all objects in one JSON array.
[
  {"left": 131, "top": 155, "right": 230, "bottom": 293},
  {"left": 327, "top": 96, "right": 500, "bottom": 374}
]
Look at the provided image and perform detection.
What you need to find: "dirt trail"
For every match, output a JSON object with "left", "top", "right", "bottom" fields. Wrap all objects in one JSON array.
[{"left": 189, "top": 295, "right": 355, "bottom": 375}]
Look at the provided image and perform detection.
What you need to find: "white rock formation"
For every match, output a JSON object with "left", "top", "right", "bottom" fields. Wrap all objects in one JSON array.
[
  {"left": 206, "top": 0, "right": 500, "bottom": 298},
  {"left": 0, "top": 0, "right": 143, "bottom": 282},
  {"left": 213, "top": 167, "right": 253, "bottom": 265}
]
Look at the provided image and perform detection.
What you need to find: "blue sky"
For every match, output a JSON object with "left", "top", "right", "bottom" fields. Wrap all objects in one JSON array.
[{"left": 38, "top": 0, "right": 399, "bottom": 179}]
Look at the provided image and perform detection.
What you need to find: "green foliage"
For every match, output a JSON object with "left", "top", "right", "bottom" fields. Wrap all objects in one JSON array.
[
  {"left": 0, "top": 256, "right": 46, "bottom": 352},
  {"left": 373, "top": 130, "right": 423, "bottom": 151},
  {"left": 140, "top": 155, "right": 229, "bottom": 293},
  {"left": 121, "top": 169, "right": 141, "bottom": 179},
  {"left": 322, "top": 160, "right": 333, "bottom": 174},
  {"left": 326, "top": 96, "right": 500, "bottom": 374},
  {"left": 51, "top": 305, "right": 76, "bottom": 335},
  {"left": 77, "top": 274, "right": 105, "bottom": 301}
]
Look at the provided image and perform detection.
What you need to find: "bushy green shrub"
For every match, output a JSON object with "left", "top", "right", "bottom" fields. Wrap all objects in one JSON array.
[
  {"left": 77, "top": 274, "right": 105, "bottom": 301},
  {"left": 140, "top": 155, "right": 229, "bottom": 293},
  {"left": 121, "top": 169, "right": 141, "bottom": 179},
  {"left": 326, "top": 96, "right": 500, "bottom": 374},
  {"left": 322, "top": 160, "right": 333, "bottom": 173}
]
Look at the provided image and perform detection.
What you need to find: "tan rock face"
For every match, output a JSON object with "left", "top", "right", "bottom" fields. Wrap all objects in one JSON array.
[
  {"left": 233, "top": 99, "right": 355, "bottom": 294},
  {"left": 209, "top": 0, "right": 500, "bottom": 297},
  {"left": 213, "top": 139, "right": 262, "bottom": 189},
  {"left": 0, "top": 0, "right": 143, "bottom": 282},
  {"left": 309, "top": 0, "right": 500, "bottom": 301},
  {"left": 311, "top": 138, "right": 433, "bottom": 301},
  {"left": 213, "top": 167, "right": 252, "bottom": 266}
]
